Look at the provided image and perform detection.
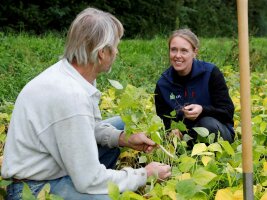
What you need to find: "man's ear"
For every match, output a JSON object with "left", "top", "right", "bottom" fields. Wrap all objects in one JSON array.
[{"left": 98, "top": 49, "right": 105, "bottom": 63}]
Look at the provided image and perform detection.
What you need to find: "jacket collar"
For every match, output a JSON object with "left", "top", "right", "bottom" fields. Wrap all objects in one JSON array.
[{"left": 163, "top": 59, "right": 206, "bottom": 84}]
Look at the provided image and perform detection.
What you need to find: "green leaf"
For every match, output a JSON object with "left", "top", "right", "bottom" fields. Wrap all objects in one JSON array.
[
  {"left": 139, "top": 155, "right": 147, "bottom": 163},
  {"left": 0, "top": 133, "right": 6, "bottom": 142},
  {"left": 207, "top": 133, "right": 216, "bottom": 143},
  {"left": 171, "top": 121, "right": 187, "bottom": 132},
  {"left": 176, "top": 179, "right": 203, "bottom": 199},
  {"left": 108, "top": 79, "right": 123, "bottom": 90},
  {"left": 208, "top": 143, "right": 222, "bottom": 153},
  {"left": 192, "top": 127, "right": 209, "bottom": 137},
  {"left": 191, "top": 192, "right": 208, "bottom": 200},
  {"left": 0, "top": 179, "right": 12, "bottom": 187},
  {"left": 162, "top": 181, "right": 176, "bottom": 200},
  {"left": 219, "top": 141, "right": 235, "bottom": 156},
  {"left": 252, "top": 115, "right": 262, "bottom": 124},
  {"left": 170, "top": 110, "right": 176, "bottom": 117},
  {"left": 149, "top": 183, "right": 163, "bottom": 198},
  {"left": 150, "top": 131, "right": 162, "bottom": 145},
  {"left": 183, "top": 134, "right": 193, "bottom": 142},
  {"left": 22, "top": 183, "right": 37, "bottom": 200},
  {"left": 260, "top": 121, "right": 267, "bottom": 133},
  {"left": 179, "top": 156, "right": 196, "bottom": 172},
  {"left": 131, "top": 114, "right": 139, "bottom": 124},
  {"left": 49, "top": 194, "right": 64, "bottom": 200},
  {"left": 0, "top": 113, "right": 9, "bottom": 120},
  {"left": 192, "top": 168, "right": 217, "bottom": 186},
  {"left": 147, "top": 116, "right": 164, "bottom": 133},
  {"left": 108, "top": 182, "right": 120, "bottom": 200},
  {"left": 121, "top": 191, "right": 144, "bottom": 200}
]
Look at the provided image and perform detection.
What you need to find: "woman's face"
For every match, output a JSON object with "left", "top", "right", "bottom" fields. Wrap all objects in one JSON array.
[{"left": 169, "top": 36, "right": 197, "bottom": 76}]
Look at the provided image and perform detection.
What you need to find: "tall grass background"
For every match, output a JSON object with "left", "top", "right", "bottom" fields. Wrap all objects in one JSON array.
[{"left": 0, "top": 32, "right": 267, "bottom": 103}]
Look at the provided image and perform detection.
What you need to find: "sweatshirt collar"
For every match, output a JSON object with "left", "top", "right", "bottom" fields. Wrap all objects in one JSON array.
[{"left": 61, "top": 59, "right": 100, "bottom": 97}]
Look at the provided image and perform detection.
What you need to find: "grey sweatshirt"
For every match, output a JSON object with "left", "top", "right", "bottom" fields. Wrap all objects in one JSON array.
[{"left": 1, "top": 59, "right": 147, "bottom": 194}]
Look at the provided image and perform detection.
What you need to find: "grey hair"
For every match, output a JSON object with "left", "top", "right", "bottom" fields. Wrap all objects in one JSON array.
[
  {"left": 63, "top": 7, "right": 124, "bottom": 66},
  {"left": 168, "top": 28, "right": 199, "bottom": 50}
]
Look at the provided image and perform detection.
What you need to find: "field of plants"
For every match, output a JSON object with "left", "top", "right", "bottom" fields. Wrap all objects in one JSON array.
[{"left": 0, "top": 33, "right": 267, "bottom": 199}]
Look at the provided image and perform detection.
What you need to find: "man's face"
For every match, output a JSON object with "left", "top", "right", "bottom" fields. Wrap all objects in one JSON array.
[{"left": 98, "top": 43, "right": 119, "bottom": 73}]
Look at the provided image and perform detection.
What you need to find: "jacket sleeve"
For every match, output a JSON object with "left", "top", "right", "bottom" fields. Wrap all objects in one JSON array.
[
  {"left": 154, "top": 84, "right": 172, "bottom": 130},
  {"left": 201, "top": 67, "right": 234, "bottom": 125}
]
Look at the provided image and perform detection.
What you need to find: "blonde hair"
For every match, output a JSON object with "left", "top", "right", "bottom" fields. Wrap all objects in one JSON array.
[
  {"left": 63, "top": 7, "right": 124, "bottom": 66},
  {"left": 168, "top": 28, "right": 199, "bottom": 50}
]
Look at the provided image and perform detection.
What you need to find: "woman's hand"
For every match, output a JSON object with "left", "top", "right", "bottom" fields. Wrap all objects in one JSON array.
[{"left": 183, "top": 104, "right": 203, "bottom": 121}]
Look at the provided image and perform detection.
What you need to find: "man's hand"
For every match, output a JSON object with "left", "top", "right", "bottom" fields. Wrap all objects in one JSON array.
[
  {"left": 145, "top": 162, "right": 171, "bottom": 180},
  {"left": 119, "top": 132, "right": 156, "bottom": 153}
]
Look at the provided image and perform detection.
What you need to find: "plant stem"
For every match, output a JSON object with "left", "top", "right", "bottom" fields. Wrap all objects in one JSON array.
[{"left": 159, "top": 144, "right": 174, "bottom": 158}]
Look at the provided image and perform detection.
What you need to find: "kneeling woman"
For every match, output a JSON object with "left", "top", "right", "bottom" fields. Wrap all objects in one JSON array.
[{"left": 154, "top": 28, "right": 235, "bottom": 146}]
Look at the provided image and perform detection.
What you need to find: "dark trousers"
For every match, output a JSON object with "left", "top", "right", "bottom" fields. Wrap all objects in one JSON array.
[{"left": 187, "top": 116, "right": 234, "bottom": 143}]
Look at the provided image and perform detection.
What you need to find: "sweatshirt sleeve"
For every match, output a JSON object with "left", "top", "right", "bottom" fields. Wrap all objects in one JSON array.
[
  {"left": 94, "top": 122, "right": 122, "bottom": 148},
  {"left": 42, "top": 115, "right": 147, "bottom": 194},
  {"left": 201, "top": 67, "right": 234, "bottom": 125}
]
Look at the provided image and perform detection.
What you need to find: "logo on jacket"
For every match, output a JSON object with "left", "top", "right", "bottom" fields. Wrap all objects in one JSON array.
[
  {"left": 170, "top": 93, "right": 182, "bottom": 100},
  {"left": 170, "top": 93, "right": 175, "bottom": 100}
]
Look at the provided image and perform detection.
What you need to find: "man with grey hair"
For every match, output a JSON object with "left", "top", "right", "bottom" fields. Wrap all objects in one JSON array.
[{"left": 2, "top": 7, "right": 171, "bottom": 200}]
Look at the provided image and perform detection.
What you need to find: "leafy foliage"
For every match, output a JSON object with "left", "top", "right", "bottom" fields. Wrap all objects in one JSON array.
[
  {"left": 99, "top": 71, "right": 267, "bottom": 199},
  {"left": 0, "top": 0, "right": 267, "bottom": 37},
  {"left": 0, "top": 35, "right": 267, "bottom": 199}
]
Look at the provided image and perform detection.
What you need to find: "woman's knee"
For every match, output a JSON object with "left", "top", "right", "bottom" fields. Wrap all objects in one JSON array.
[
  {"left": 195, "top": 117, "right": 219, "bottom": 133},
  {"left": 195, "top": 116, "right": 233, "bottom": 143}
]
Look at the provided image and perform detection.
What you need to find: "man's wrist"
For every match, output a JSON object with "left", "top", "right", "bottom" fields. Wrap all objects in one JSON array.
[{"left": 118, "top": 131, "right": 127, "bottom": 147}]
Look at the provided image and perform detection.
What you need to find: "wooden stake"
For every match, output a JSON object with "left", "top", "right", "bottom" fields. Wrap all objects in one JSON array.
[{"left": 236, "top": 0, "right": 253, "bottom": 199}]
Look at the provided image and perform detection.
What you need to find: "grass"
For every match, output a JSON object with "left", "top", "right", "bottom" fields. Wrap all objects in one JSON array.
[
  {"left": 0, "top": 32, "right": 267, "bottom": 199},
  {"left": 0, "top": 32, "right": 267, "bottom": 102}
]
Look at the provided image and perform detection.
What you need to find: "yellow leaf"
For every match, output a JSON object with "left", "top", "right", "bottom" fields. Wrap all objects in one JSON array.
[
  {"left": 234, "top": 167, "right": 242, "bottom": 173},
  {"left": 262, "top": 180, "right": 267, "bottom": 186},
  {"left": 263, "top": 162, "right": 267, "bottom": 172},
  {"left": 119, "top": 150, "right": 138, "bottom": 159},
  {"left": 255, "top": 184, "right": 263, "bottom": 194},
  {"left": 37, "top": 183, "right": 50, "bottom": 200},
  {"left": 175, "top": 173, "right": 191, "bottom": 181},
  {"left": 162, "top": 188, "right": 176, "bottom": 200},
  {"left": 107, "top": 88, "right": 116, "bottom": 99},
  {"left": 233, "top": 189, "right": 243, "bottom": 200},
  {"left": 202, "top": 156, "right": 212, "bottom": 166},
  {"left": 215, "top": 188, "right": 234, "bottom": 200},
  {"left": 232, "top": 96, "right": 240, "bottom": 105},
  {"left": 191, "top": 143, "right": 207, "bottom": 156},
  {"left": 197, "top": 152, "right": 214, "bottom": 156},
  {"left": 263, "top": 97, "right": 267, "bottom": 107},
  {"left": 261, "top": 192, "right": 267, "bottom": 200},
  {"left": 260, "top": 122, "right": 267, "bottom": 133},
  {"left": 0, "top": 124, "right": 5, "bottom": 134}
]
